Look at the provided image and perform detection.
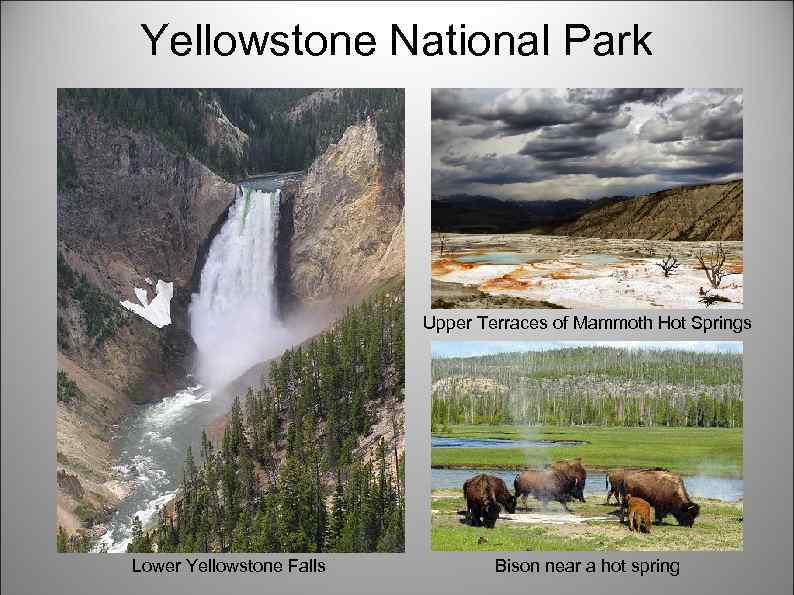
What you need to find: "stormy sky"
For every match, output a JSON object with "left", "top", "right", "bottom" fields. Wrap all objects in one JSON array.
[{"left": 432, "top": 88, "right": 743, "bottom": 201}]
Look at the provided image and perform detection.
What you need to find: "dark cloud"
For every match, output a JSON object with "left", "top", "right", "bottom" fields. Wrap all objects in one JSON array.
[
  {"left": 539, "top": 158, "right": 650, "bottom": 180},
  {"left": 663, "top": 138, "right": 742, "bottom": 160},
  {"left": 431, "top": 89, "right": 482, "bottom": 121},
  {"left": 700, "top": 99, "right": 743, "bottom": 141},
  {"left": 567, "top": 110, "right": 631, "bottom": 137},
  {"left": 641, "top": 94, "right": 743, "bottom": 145},
  {"left": 518, "top": 135, "right": 601, "bottom": 161},
  {"left": 640, "top": 116, "right": 686, "bottom": 143},
  {"left": 437, "top": 152, "right": 545, "bottom": 186},
  {"left": 477, "top": 92, "right": 591, "bottom": 135},
  {"left": 570, "top": 88, "right": 683, "bottom": 111},
  {"left": 431, "top": 88, "right": 743, "bottom": 200},
  {"left": 431, "top": 88, "right": 657, "bottom": 139},
  {"left": 670, "top": 102, "right": 707, "bottom": 121}
]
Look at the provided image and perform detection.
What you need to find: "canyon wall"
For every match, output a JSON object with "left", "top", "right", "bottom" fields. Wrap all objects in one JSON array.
[
  {"left": 56, "top": 97, "right": 241, "bottom": 532},
  {"left": 289, "top": 117, "right": 405, "bottom": 304}
]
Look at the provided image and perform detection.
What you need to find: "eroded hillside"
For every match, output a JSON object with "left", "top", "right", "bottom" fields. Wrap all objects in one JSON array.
[
  {"left": 290, "top": 117, "right": 405, "bottom": 303},
  {"left": 555, "top": 180, "right": 743, "bottom": 241}
]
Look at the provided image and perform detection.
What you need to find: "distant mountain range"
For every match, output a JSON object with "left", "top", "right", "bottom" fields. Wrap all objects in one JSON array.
[
  {"left": 431, "top": 195, "right": 611, "bottom": 233},
  {"left": 432, "top": 179, "right": 743, "bottom": 241}
]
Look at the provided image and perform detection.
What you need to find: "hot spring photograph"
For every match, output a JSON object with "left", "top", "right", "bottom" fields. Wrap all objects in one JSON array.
[
  {"left": 431, "top": 88, "right": 743, "bottom": 309},
  {"left": 56, "top": 88, "right": 405, "bottom": 553},
  {"left": 430, "top": 341, "right": 743, "bottom": 551}
]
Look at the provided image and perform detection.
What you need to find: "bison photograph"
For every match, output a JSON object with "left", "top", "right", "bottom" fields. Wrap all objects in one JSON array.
[{"left": 431, "top": 341, "right": 743, "bottom": 551}]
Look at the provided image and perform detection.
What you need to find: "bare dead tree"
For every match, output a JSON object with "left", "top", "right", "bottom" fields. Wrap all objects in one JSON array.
[
  {"left": 435, "top": 231, "right": 449, "bottom": 257},
  {"left": 696, "top": 243, "right": 735, "bottom": 289},
  {"left": 698, "top": 288, "right": 732, "bottom": 307},
  {"left": 655, "top": 254, "right": 680, "bottom": 277}
]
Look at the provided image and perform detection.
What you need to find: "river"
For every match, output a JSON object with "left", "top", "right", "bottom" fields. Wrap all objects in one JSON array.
[
  {"left": 97, "top": 175, "right": 293, "bottom": 552},
  {"left": 96, "top": 382, "right": 232, "bottom": 552},
  {"left": 431, "top": 468, "right": 743, "bottom": 502}
]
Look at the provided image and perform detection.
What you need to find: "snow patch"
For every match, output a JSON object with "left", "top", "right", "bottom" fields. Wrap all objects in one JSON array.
[{"left": 120, "top": 279, "right": 173, "bottom": 328}]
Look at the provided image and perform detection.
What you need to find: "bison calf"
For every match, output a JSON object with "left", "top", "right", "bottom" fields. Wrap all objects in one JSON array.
[{"left": 626, "top": 494, "right": 652, "bottom": 533}]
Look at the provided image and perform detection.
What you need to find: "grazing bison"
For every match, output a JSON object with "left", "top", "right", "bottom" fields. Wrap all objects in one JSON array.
[
  {"left": 619, "top": 469, "right": 700, "bottom": 527},
  {"left": 514, "top": 469, "right": 575, "bottom": 512},
  {"left": 549, "top": 458, "right": 587, "bottom": 502},
  {"left": 626, "top": 494, "right": 652, "bottom": 533},
  {"left": 606, "top": 467, "right": 668, "bottom": 505},
  {"left": 463, "top": 474, "right": 514, "bottom": 528}
]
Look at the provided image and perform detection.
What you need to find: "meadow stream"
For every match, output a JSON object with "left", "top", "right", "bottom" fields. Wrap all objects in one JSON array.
[
  {"left": 431, "top": 468, "right": 743, "bottom": 501},
  {"left": 431, "top": 436, "right": 743, "bottom": 501}
]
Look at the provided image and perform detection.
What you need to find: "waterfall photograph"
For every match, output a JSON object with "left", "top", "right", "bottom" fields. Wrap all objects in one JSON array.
[{"left": 56, "top": 88, "right": 405, "bottom": 553}]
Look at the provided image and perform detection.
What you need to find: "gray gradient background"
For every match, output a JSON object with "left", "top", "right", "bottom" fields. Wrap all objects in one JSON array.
[{"left": 1, "top": 2, "right": 792, "bottom": 594}]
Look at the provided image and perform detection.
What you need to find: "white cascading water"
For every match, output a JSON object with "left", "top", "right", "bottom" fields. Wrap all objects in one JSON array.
[
  {"left": 189, "top": 185, "right": 288, "bottom": 388},
  {"left": 97, "top": 182, "right": 314, "bottom": 552}
]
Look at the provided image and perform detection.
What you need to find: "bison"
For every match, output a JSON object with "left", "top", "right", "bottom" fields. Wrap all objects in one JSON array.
[
  {"left": 619, "top": 469, "right": 700, "bottom": 527},
  {"left": 605, "top": 468, "right": 629, "bottom": 505},
  {"left": 606, "top": 467, "right": 668, "bottom": 505},
  {"left": 463, "top": 474, "right": 515, "bottom": 528},
  {"left": 626, "top": 494, "right": 652, "bottom": 533},
  {"left": 549, "top": 458, "right": 587, "bottom": 502},
  {"left": 489, "top": 475, "right": 517, "bottom": 514},
  {"left": 514, "top": 468, "right": 576, "bottom": 512}
]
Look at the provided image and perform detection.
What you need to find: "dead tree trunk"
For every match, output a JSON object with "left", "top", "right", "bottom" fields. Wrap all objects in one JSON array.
[
  {"left": 655, "top": 254, "right": 680, "bottom": 277},
  {"left": 696, "top": 244, "right": 734, "bottom": 289},
  {"left": 437, "top": 232, "right": 448, "bottom": 257}
]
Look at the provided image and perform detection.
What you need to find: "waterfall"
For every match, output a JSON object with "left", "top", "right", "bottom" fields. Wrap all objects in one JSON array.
[{"left": 189, "top": 185, "right": 287, "bottom": 388}]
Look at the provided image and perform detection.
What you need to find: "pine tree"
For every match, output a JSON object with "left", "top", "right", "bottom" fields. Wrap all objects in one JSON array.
[
  {"left": 57, "top": 526, "right": 69, "bottom": 553},
  {"left": 127, "top": 515, "right": 152, "bottom": 553},
  {"left": 139, "top": 286, "right": 406, "bottom": 553}
]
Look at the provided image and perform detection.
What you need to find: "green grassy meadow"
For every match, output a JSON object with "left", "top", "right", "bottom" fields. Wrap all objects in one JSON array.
[
  {"left": 430, "top": 424, "right": 743, "bottom": 551},
  {"left": 432, "top": 425, "right": 742, "bottom": 477},
  {"left": 431, "top": 489, "right": 743, "bottom": 551}
]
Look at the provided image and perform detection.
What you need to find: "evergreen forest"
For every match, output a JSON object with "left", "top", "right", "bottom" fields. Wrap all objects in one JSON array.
[
  {"left": 126, "top": 286, "right": 405, "bottom": 553},
  {"left": 58, "top": 88, "right": 404, "bottom": 180},
  {"left": 431, "top": 347, "right": 743, "bottom": 430}
]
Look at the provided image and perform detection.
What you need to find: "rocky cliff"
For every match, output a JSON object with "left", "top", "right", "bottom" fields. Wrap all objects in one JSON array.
[
  {"left": 57, "top": 102, "right": 236, "bottom": 398},
  {"left": 57, "top": 98, "right": 240, "bottom": 535},
  {"left": 555, "top": 179, "right": 743, "bottom": 241},
  {"left": 202, "top": 97, "right": 249, "bottom": 159},
  {"left": 289, "top": 117, "right": 405, "bottom": 303},
  {"left": 57, "top": 353, "right": 130, "bottom": 538}
]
